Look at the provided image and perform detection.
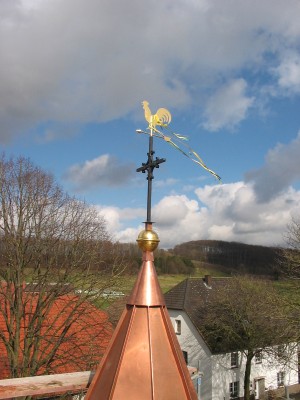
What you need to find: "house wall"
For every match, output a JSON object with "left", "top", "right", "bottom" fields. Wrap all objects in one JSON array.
[
  {"left": 250, "top": 345, "right": 298, "bottom": 391},
  {"left": 211, "top": 346, "right": 299, "bottom": 400},
  {"left": 168, "top": 310, "right": 299, "bottom": 400},
  {"left": 168, "top": 309, "right": 212, "bottom": 400}
]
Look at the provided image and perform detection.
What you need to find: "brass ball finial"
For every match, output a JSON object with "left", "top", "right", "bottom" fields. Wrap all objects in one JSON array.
[{"left": 137, "top": 229, "right": 160, "bottom": 252}]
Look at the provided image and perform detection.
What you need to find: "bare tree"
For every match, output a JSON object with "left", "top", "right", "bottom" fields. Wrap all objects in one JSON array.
[
  {"left": 276, "top": 215, "right": 300, "bottom": 355},
  {"left": 200, "top": 276, "right": 293, "bottom": 400},
  {"left": 279, "top": 216, "right": 300, "bottom": 280},
  {"left": 0, "top": 155, "right": 124, "bottom": 379}
]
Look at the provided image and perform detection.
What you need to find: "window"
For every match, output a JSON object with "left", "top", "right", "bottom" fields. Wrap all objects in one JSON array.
[
  {"left": 277, "top": 371, "right": 285, "bottom": 387},
  {"left": 231, "top": 352, "right": 238, "bottom": 368},
  {"left": 277, "top": 345, "right": 286, "bottom": 359},
  {"left": 175, "top": 319, "right": 181, "bottom": 335},
  {"left": 229, "top": 381, "right": 239, "bottom": 399},
  {"left": 182, "top": 350, "right": 188, "bottom": 364},
  {"left": 255, "top": 350, "right": 263, "bottom": 364}
]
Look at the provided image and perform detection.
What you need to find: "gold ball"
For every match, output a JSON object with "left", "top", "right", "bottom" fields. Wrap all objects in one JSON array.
[{"left": 136, "top": 229, "right": 160, "bottom": 252}]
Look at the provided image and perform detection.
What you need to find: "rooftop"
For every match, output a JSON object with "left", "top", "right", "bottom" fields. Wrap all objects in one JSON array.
[
  {"left": 0, "top": 292, "right": 113, "bottom": 379},
  {"left": 164, "top": 275, "right": 234, "bottom": 353}
]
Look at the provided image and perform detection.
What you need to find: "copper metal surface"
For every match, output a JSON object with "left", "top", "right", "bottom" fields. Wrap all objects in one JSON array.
[
  {"left": 86, "top": 107, "right": 198, "bottom": 398},
  {"left": 85, "top": 247, "right": 198, "bottom": 399},
  {"left": 147, "top": 306, "right": 194, "bottom": 399},
  {"left": 127, "top": 251, "right": 165, "bottom": 306},
  {"left": 85, "top": 306, "right": 132, "bottom": 399}
]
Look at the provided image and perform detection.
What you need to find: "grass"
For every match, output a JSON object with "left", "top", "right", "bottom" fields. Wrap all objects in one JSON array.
[
  {"left": 273, "top": 280, "right": 300, "bottom": 307},
  {"left": 156, "top": 260, "right": 232, "bottom": 293},
  {"left": 116, "top": 274, "right": 187, "bottom": 294},
  {"left": 117, "top": 266, "right": 300, "bottom": 307},
  {"left": 192, "top": 260, "right": 231, "bottom": 277},
  {"left": 117, "top": 259, "right": 232, "bottom": 295},
  {"left": 158, "top": 274, "right": 188, "bottom": 293}
]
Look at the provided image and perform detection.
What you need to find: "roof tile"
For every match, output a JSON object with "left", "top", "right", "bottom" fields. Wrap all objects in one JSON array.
[{"left": 0, "top": 293, "right": 113, "bottom": 379}]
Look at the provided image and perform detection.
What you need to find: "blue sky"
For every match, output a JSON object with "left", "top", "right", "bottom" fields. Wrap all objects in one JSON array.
[{"left": 1, "top": 0, "right": 300, "bottom": 248}]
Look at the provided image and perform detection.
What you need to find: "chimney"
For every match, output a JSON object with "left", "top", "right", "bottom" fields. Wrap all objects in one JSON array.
[{"left": 204, "top": 275, "right": 212, "bottom": 287}]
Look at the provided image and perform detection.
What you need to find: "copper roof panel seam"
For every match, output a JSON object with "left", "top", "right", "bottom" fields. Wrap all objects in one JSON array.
[
  {"left": 84, "top": 306, "right": 134, "bottom": 400},
  {"left": 161, "top": 308, "right": 188, "bottom": 377},
  {"left": 146, "top": 306, "right": 155, "bottom": 400},
  {"left": 160, "top": 307, "right": 198, "bottom": 399},
  {"left": 109, "top": 305, "right": 137, "bottom": 399},
  {"left": 110, "top": 306, "right": 154, "bottom": 399},
  {"left": 148, "top": 307, "right": 188, "bottom": 399}
]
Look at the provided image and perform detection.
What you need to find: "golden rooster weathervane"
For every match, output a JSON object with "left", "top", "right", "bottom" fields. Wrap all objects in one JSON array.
[
  {"left": 136, "top": 100, "right": 221, "bottom": 225},
  {"left": 137, "top": 100, "right": 221, "bottom": 181},
  {"left": 142, "top": 100, "right": 172, "bottom": 130}
]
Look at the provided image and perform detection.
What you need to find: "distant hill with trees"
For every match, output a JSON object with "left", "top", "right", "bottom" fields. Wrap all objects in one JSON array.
[
  {"left": 118, "top": 240, "right": 283, "bottom": 277},
  {"left": 116, "top": 242, "right": 196, "bottom": 275},
  {"left": 170, "top": 240, "right": 280, "bottom": 277}
]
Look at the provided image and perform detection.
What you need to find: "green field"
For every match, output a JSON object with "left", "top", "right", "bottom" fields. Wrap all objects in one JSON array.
[
  {"left": 118, "top": 264, "right": 300, "bottom": 301},
  {"left": 118, "top": 260, "right": 231, "bottom": 294}
]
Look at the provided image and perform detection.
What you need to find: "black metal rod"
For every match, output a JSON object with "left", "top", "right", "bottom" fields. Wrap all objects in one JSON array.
[
  {"left": 146, "top": 135, "right": 154, "bottom": 223},
  {"left": 136, "top": 130, "right": 166, "bottom": 225}
]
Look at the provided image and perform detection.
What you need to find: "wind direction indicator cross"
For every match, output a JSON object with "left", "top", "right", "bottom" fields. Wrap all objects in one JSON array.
[{"left": 136, "top": 138, "right": 165, "bottom": 224}]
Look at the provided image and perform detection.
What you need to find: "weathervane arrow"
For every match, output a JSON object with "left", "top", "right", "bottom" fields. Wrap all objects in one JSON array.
[{"left": 136, "top": 100, "right": 221, "bottom": 223}]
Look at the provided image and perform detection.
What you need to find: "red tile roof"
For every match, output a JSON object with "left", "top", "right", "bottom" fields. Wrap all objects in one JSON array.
[{"left": 0, "top": 292, "right": 113, "bottom": 379}]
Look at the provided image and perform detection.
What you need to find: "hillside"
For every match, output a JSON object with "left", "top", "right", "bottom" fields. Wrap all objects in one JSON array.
[{"left": 170, "top": 240, "right": 280, "bottom": 277}]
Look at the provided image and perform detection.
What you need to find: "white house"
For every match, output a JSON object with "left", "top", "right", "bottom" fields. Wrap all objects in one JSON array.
[{"left": 165, "top": 276, "right": 299, "bottom": 400}]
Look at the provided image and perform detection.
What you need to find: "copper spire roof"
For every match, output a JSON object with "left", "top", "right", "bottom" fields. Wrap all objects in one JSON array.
[
  {"left": 86, "top": 105, "right": 197, "bottom": 399},
  {"left": 85, "top": 229, "right": 197, "bottom": 399}
]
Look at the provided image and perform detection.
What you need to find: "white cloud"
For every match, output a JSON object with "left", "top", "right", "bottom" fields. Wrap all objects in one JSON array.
[
  {"left": 152, "top": 195, "right": 199, "bottom": 228},
  {"left": 245, "top": 131, "right": 300, "bottom": 202},
  {"left": 1, "top": 1, "right": 300, "bottom": 141},
  {"left": 203, "top": 79, "right": 254, "bottom": 131},
  {"left": 114, "top": 227, "right": 143, "bottom": 244},
  {"left": 96, "top": 205, "right": 145, "bottom": 240},
  {"left": 154, "top": 178, "right": 179, "bottom": 188},
  {"left": 65, "top": 154, "right": 135, "bottom": 191},
  {"left": 97, "top": 120, "right": 300, "bottom": 248},
  {"left": 274, "top": 52, "right": 300, "bottom": 94},
  {"left": 100, "top": 181, "right": 300, "bottom": 248},
  {"left": 97, "top": 206, "right": 123, "bottom": 233},
  {"left": 20, "top": 0, "right": 44, "bottom": 11}
]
